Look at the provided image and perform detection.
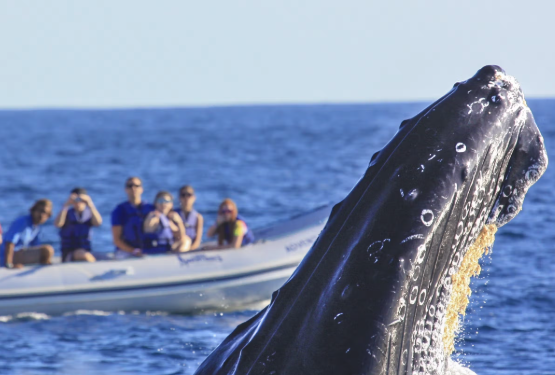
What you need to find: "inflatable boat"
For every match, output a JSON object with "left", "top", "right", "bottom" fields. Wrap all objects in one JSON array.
[{"left": 0, "top": 205, "right": 331, "bottom": 316}]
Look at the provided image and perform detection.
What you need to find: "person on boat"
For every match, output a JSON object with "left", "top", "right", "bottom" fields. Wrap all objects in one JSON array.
[
  {"left": 53, "top": 187, "right": 102, "bottom": 262},
  {"left": 143, "top": 191, "right": 191, "bottom": 254},
  {"left": 111, "top": 177, "right": 154, "bottom": 259},
  {"left": 205, "top": 198, "right": 254, "bottom": 249},
  {"left": 1, "top": 199, "right": 55, "bottom": 269},
  {"left": 174, "top": 185, "right": 203, "bottom": 250}
]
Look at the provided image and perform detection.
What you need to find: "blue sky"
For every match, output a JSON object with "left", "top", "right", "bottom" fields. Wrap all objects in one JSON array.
[{"left": 0, "top": 0, "right": 553, "bottom": 108}]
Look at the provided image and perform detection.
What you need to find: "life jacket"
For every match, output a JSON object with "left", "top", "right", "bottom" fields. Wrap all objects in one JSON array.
[
  {"left": 142, "top": 213, "right": 175, "bottom": 254},
  {"left": 222, "top": 214, "right": 254, "bottom": 247},
  {"left": 60, "top": 208, "right": 93, "bottom": 254},
  {"left": 175, "top": 208, "right": 199, "bottom": 243},
  {"left": 120, "top": 202, "right": 154, "bottom": 249}
]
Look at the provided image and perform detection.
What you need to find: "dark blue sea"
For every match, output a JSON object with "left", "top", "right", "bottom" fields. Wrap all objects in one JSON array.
[{"left": 0, "top": 101, "right": 553, "bottom": 374}]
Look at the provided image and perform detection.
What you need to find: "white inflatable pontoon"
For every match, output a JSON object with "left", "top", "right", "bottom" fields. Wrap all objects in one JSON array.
[{"left": 0, "top": 205, "right": 331, "bottom": 316}]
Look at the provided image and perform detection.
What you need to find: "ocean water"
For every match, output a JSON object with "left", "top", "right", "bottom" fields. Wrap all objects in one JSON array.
[{"left": 0, "top": 100, "right": 553, "bottom": 374}]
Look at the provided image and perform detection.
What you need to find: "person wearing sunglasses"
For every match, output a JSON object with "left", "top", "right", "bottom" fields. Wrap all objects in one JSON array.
[
  {"left": 142, "top": 191, "right": 191, "bottom": 254},
  {"left": 205, "top": 198, "right": 254, "bottom": 249},
  {"left": 53, "top": 187, "right": 102, "bottom": 262},
  {"left": 174, "top": 185, "right": 203, "bottom": 250},
  {"left": 111, "top": 177, "right": 155, "bottom": 259},
  {"left": 1, "top": 199, "right": 55, "bottom": 269}
]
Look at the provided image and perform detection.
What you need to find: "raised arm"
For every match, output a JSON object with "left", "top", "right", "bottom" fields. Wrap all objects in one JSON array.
[
  {"left": 143, "top": 211, "right": 161, "bottom": 233},
  {"left": 54, "top": 194, "right": 75, "bottom": 228},
  {"left": 81, "top": 195, "right": 102, "bottom": 227},
  {"left": 207, "top": 213, "right": 225, "bottom": 238},
  {"left": 53, "top": 207, "right": 69, "bottom": 228},
  {"left": 207, "top": 223, "right": 217, "bottom": 237}
]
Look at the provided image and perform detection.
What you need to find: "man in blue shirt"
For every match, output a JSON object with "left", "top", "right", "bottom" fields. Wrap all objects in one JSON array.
[
  {"left": 111, "top": 177, "right": 154, "bottom": 258},
  {"left": 1, "top": 199, "right": 55, "bottom": 269}
]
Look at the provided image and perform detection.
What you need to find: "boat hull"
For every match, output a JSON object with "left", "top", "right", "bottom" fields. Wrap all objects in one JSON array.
[{"left": 0, "top": 205, "right": 331, "bottom": 316}]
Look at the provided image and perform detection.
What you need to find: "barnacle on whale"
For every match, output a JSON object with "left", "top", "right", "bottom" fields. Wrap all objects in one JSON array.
[{"left": 443, "top": 224, "right": 497, "bottom": 355}]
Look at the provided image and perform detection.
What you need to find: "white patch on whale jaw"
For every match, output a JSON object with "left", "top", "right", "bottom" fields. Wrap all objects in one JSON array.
[{"left": 446, "top": 358, "right": 478, "bottom": 375}]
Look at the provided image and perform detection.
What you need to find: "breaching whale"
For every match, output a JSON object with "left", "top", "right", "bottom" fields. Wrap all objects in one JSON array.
[{"left": 194, "top": 65, "right": 548, "bottom": 375}]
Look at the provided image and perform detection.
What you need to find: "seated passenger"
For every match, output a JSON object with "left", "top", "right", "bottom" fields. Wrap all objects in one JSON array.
[
  {"left": 111, "top": 177, "right": 154, "bottom": 259},
  {"left": 206, "top": 198, "right": 254, "bottom": 249},
  {"left": 174, "top": 185, "right": 204, "bottom": 250},
  {"left": 143, "top": 191, "right": 191, "bottom": 254},
  {"left": 53, "top": 188, "right": 102, "bottom": 262},
  {"left": 1, "top": 199, "right": 54, "bottom": 269}
]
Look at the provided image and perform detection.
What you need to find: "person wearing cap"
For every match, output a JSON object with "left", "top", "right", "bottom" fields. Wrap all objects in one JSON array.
[
  {"left": 143, "top": 191, "right": 191, "bottom": 254},
  {"left": 174, "top": 185, "right": 203, "bottom": 250},
  {"left": 1, "top": 199, "right": 55, "bottom": 269},
  {"left": 111, "top": 177, "right": 154, "bottom": 259},
  {"left": 53, "top": 187, "right": 102, "bottom": 262}
]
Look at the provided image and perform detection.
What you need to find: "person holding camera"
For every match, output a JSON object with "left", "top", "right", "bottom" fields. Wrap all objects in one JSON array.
[{"left": 54, "top": 187, "right": 102, "bottom": 262}]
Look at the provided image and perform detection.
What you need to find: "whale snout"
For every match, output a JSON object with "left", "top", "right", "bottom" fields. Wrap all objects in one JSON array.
[{"left": 472, "top": 65, "right": 505, "bottom": 83}]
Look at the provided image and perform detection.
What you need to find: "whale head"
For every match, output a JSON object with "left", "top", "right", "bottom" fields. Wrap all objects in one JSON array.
[{"left": 194, "top": 65, "right": 547, "bottom": 375}]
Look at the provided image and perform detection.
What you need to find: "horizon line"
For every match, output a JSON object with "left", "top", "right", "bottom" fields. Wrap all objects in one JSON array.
[{"left": 0, "top": 96, "right": 553, "bottom": 112}]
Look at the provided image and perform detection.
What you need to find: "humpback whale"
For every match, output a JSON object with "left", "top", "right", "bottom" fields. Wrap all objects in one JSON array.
[{"left": 194, "top": 66, "right": 548, "bottom": 375}]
